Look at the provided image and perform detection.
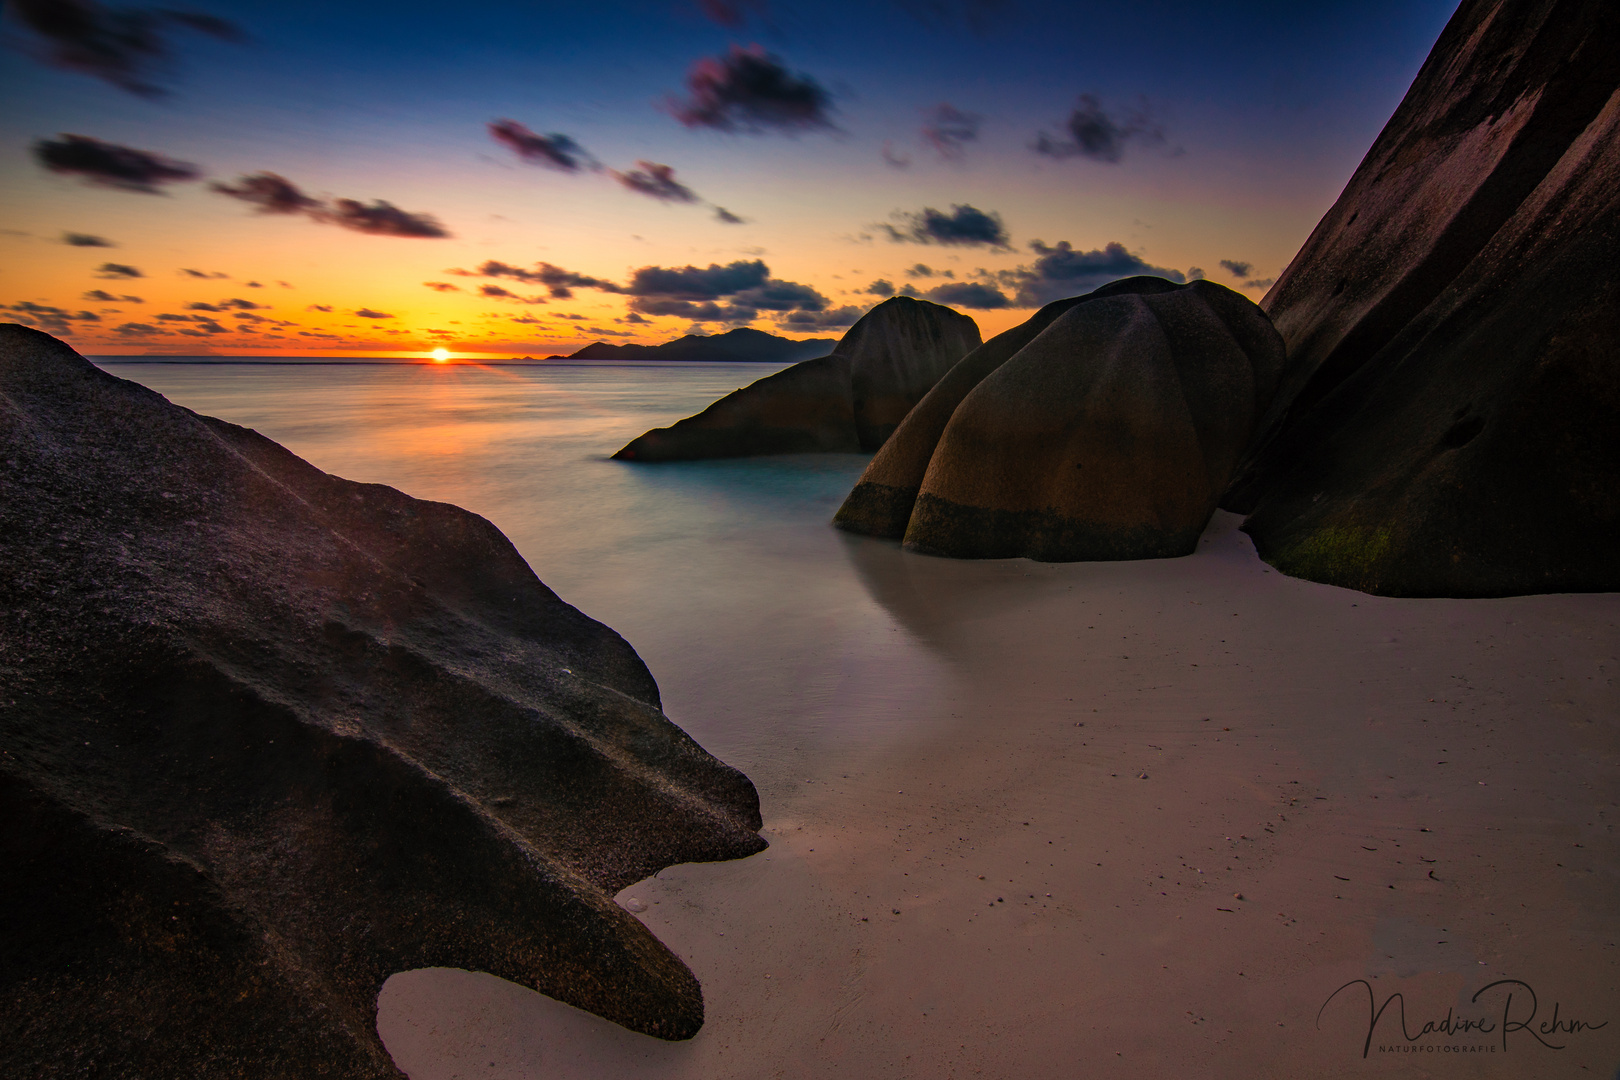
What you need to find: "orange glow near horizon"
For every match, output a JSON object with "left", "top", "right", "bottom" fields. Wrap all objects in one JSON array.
[{"left": 431, "top": 348, "right": 451, "bottom": 363}]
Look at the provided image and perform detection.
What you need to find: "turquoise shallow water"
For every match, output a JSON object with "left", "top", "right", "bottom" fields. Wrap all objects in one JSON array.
[{"left": 94, "top": 360, "right": 947, "bottom": 771}]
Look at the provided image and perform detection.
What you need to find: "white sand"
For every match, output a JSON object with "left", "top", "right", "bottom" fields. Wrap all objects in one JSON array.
[{"left": 377, "top": 512, "right": 1619, "bottom": 1079}]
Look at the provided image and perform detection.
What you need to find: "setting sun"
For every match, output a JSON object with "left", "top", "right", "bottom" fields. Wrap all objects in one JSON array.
[{"left": 430, "top": 348, "right": 450, "bottom": 363}]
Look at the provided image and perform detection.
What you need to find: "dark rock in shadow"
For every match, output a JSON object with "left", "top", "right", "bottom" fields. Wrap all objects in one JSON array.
[
  {"left": 835, "top": 278, "right": 1284, "bottom": 561},
  {"left": 613, "top": 297, "right": 979, "bottom": 461},
  {"left": 0, "top": 325, "right": 767, "bottom": 1077},
  {"left": 1225, "top": 0, "right": 1620, "bottom": 597}
]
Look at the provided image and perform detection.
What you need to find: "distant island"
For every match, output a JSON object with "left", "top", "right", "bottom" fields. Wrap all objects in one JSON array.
[{"left": 549, "top": 327, "right": 837, "bottom": 363}]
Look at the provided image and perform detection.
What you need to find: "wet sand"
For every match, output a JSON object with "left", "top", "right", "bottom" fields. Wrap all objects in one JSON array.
[{"left": 380, "top": 510, "right": 1619, "bottom": 1078}]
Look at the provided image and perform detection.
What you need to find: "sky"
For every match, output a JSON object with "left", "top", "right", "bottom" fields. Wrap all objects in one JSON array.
[{"left": 0, "top": 0, "right": 1460, "bottom": 357}]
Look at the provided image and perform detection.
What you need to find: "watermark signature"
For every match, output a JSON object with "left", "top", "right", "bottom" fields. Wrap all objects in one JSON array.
[{"left": 1318, "top": 978, "right": 1609, "bottom": 1058}]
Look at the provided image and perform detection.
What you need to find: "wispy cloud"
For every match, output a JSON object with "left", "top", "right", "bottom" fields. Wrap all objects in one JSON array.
[
  {"left": 1219, "top": 259, "right": 1253, "bottom": 278},
  {"left": 612, "top": 161, "right": 699, "bottom": 203},
  {"left": 33, "top": 134, "right": 201, "bottom": 193},
  {"left": 6, "top": 0, "right": 242, "bottom": 97},
  {"left": 921, "top": 103, "right": 981, "bottom": 160},
  {"left": 83, "top": 289, "right": 142, "bottom": 302},
  {"left": 997, "top": 240, "right": 1184, "bottom": 306},
  {"left": 62, "top": 231, "right": 114, "bottom": 247},
  {"left": 668, "top": 45, "right": 835, "bottom": 133},
  {"left": 94, "top": 262, "right": 142, "bottom": 278},
  {"left": 212, "top": 172, "right": 450, "bottom": 238},
  {"left": 487, "top": 120, "right": 599, "bottom": 172}
]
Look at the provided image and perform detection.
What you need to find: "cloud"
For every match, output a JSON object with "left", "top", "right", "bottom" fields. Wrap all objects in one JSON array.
[
  {"left": 474, "top": 260, "right": 621, "bottom": 299},
  {"left": 1243, "top": 277, "right": 1275, "bottom": 290},
  {"left": 1218, "top": 259, "right": 1253, "bottom": 278},
  {"left": 669, "top": 45, "right": 834, "bottom": 133},
  {"left": 779, "top": 304, "right": 863, "bottom": 328},
  {"left": 62, "top": 231, "right": 114, "bottom": 247},
  {"left": 1033, "top": 94, "right": 1164, "bottom": 163},
  {"left": 924, "top": 281, "right": 1010, "bottom": 309},
  {"left": 921, "top": 103, "right": 981, "bottom": 160},
  {"left": 95, "top": 262, "right": 142, "bottom": 278},
  {"left": 422, "top": 281, "right": 460, "bottom": 292},
  {"left": 881, "top": 140, "right": 912, "bottom": 169},
  {"left": 713, "top": 205, "right": 745, "bottom": 224},
  {"left": 1186, "top": 266, "right": 1206, "bottom": 281},
  {"left": 625, "top": 258, "right": 828, "bottom": 324},
  {"left": 7, "top": 0, "right": 242, "bottom": 97},
  {"left": 354, "top": 308, "right": 394, "bottom": 319},
  {"left": 865, "top": 279, "right": 895, "bottom": 297},
  {"left": 179, "top": 268, "right": 228, "bottom": 278},
  {"left": 114, "top": 322, "right": 159, "bottom": 335},
  {"left": 884, "top": 204, "right": 1010, "bottom": 249},
  {"left": 612, "top": 161, "right": 699, "bottom": 203},
  {"left": 212, "top": 172, "right": 450, "bottom": 238},
  {"left": 998, "top": 240, "right": 1184, "bottom": 307},
  {"left": 695, "top": 0, "right": 766, "bottom": 27},
  {"left": 487, "top": 120, "right": 598, "bottom": 172},
  {"left": 906, "top": 263, "right": 946, "bottom": 278},
  {"left": 185, "top": 298, "right": 266, "bottom": 311},
  {"left": 83, "top": 289, "right": 141, "bottom": 302},
  {"left": 4, "top": 300, "right": 103, "bottom": 333},
  {"left": 33, "top": 134, "right": 201, "bottom": 193},
  {"left": 307, "top": 304, "right": 333, "bottom": 313}
]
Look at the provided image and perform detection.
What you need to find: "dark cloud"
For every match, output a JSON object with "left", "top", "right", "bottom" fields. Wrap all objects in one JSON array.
[
  {"left": 885, "top": 204, "right": 1010, "bottom": 250},
  {"left": 1186, "top": 266, "right": 1206, "bottom": 281},
  {"left": 423, "top": 281, "right": 461, "bottom": 292},
  {"left": 179, "top": 268, "right": 228, "bottom": 278},
  {"left": 7, "top": 0, "right": 242, "bottom": 97},
  {"left": 306, "top": 304, "right": 333, "bottom": 313},
  {"left": 474, "top": 260, "right": 621, "bottom": 299},
  {"left": 998, "top": 240, "right": 1184, "bottom": 307},
  {"left": 623, "top": 312, "right": 650, "bottom": 324},
  {"left": 906, "top": 263, "right": 935, "bottom": 278},
  {"left": 5, "top": 300, "right": 103, "bottom": 333},
  {"left": 62, "top": 231, "right": 114, "bottom": 246},
  {"left": 95, "top": 262, "right": 142, "bottom": 278},
  {"left": 612, "top": 161, "right": 699, "bottom": 203},
  {"left": 779, "top": 304, "right": 863, "bottom": 328},
  {"left": 897, "top": 283, "right": 921, "bottom": 298},
  {"left": 1033, "top": 94, "right": 1164, "bottom": 163},
  {"left": 479, "top": 284, "right": 518, "bottom": 299},
  {"left": 625, "top": 258, "right": 827, "bottom": 324},
  {"left": 212, "top": 172, "right": 450, "bottom": 238},
  {"left": 185, "top": 298, "right": 265, "bottom": 311},
  {"left": 924, "top": 281, "right": 1009, "bottom": 309},
  {"left": 354, "top": 308, "right": 394, "bottom": 319},
  {"left": 1244, "top": 277, "right": 1275, "bottom": 290},
  {"left": 33, "top": 134, "right": 201, "bottom": 193},
  {"left": 1219, "top": 259, "right": 1253, "bottom": 278},
  {"left": 669, "top": 45, "right": 834, "bottom": 134},
  {"left": 921, "top": 103, "right": 981, "bottom": 160},
  {"left": 114, "top": 322, "right": 158, "bottom": 335},
  {"left": 714, "top": 205, "right": 745, "bottom": 224},
  {"left": 83, "top": 289, "right": 141, "bottom": 302},
  {"left": 865, "top": 279, "right": 895, "bottom": 297},
  {"left": 487, "top": 120, "right": 598, "bottom": 173},
  {"left": 881, "top": 140, "right": 912, "bottom": 169},
  {"left": 245, "top": 280, "right": 262, "bottom": 287}
]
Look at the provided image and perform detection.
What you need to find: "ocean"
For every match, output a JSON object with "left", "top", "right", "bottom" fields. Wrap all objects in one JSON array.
[{"left": 92, "top": 359, "right": 955, "bottom": 774}]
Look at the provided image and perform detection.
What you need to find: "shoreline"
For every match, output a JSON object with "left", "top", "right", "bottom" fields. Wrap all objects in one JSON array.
[{"left": 379, "top": 511, "right": 1620, "bottom": 1078}]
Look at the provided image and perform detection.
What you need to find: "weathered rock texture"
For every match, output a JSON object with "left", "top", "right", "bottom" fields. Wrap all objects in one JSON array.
[
  {"left": 0, "top": 325, "right": 767, "bottom": 1078},
  {"left": 1227, "top": 0, "right": 1620, "bottom": 596},
  {"left": 835, "top": 278, "right": 1285, "bottom": 561},
  {"left": 613, "top": 296, "right": 979, "bottom": 461}
]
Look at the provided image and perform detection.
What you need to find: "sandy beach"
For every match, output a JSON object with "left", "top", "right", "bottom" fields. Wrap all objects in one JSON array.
[{"left": 378, "top": 511, "right": 1620, "bottom": 1079}]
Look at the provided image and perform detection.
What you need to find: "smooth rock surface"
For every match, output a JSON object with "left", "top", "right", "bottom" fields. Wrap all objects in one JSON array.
[
  {"left": 837, "top": 279, "right": 1284, "bottom": 561},
  {"left": 0, "top": 326, "right": 767, "bottom": 1078},
  {"left": 613, "top": 297, "right": 979, "bottom": 461},
  {"left": 1228, "top": 0, "right": 1620, "bottom": 596}
]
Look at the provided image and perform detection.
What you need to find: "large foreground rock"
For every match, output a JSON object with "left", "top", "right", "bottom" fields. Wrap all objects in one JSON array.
[
  {"left": 0, "top": 326, "right": 767, "bottom": 1077},
  {"left": 835, "top": 278, "right": 1284, "bottom": 561},
  {"left": 613, "top": 297, "right": 979, "bottom": 461},
  {"left": 1226, "top": 0, "right": 1620, "bottom": 596}
]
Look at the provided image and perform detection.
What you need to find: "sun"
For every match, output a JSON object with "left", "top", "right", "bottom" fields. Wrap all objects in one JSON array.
[{"left": 430, "top": 348, "right": 450, "bottom": 363}]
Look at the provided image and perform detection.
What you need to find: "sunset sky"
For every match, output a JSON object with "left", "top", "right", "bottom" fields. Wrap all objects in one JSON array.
[{"left": 1, "top": 0, "right": 1459, "bottom": 357}]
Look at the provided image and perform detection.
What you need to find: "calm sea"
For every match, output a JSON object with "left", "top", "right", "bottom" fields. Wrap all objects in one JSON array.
[{"left": 93, "top": 359, "right": 953, "bottom": 774}]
